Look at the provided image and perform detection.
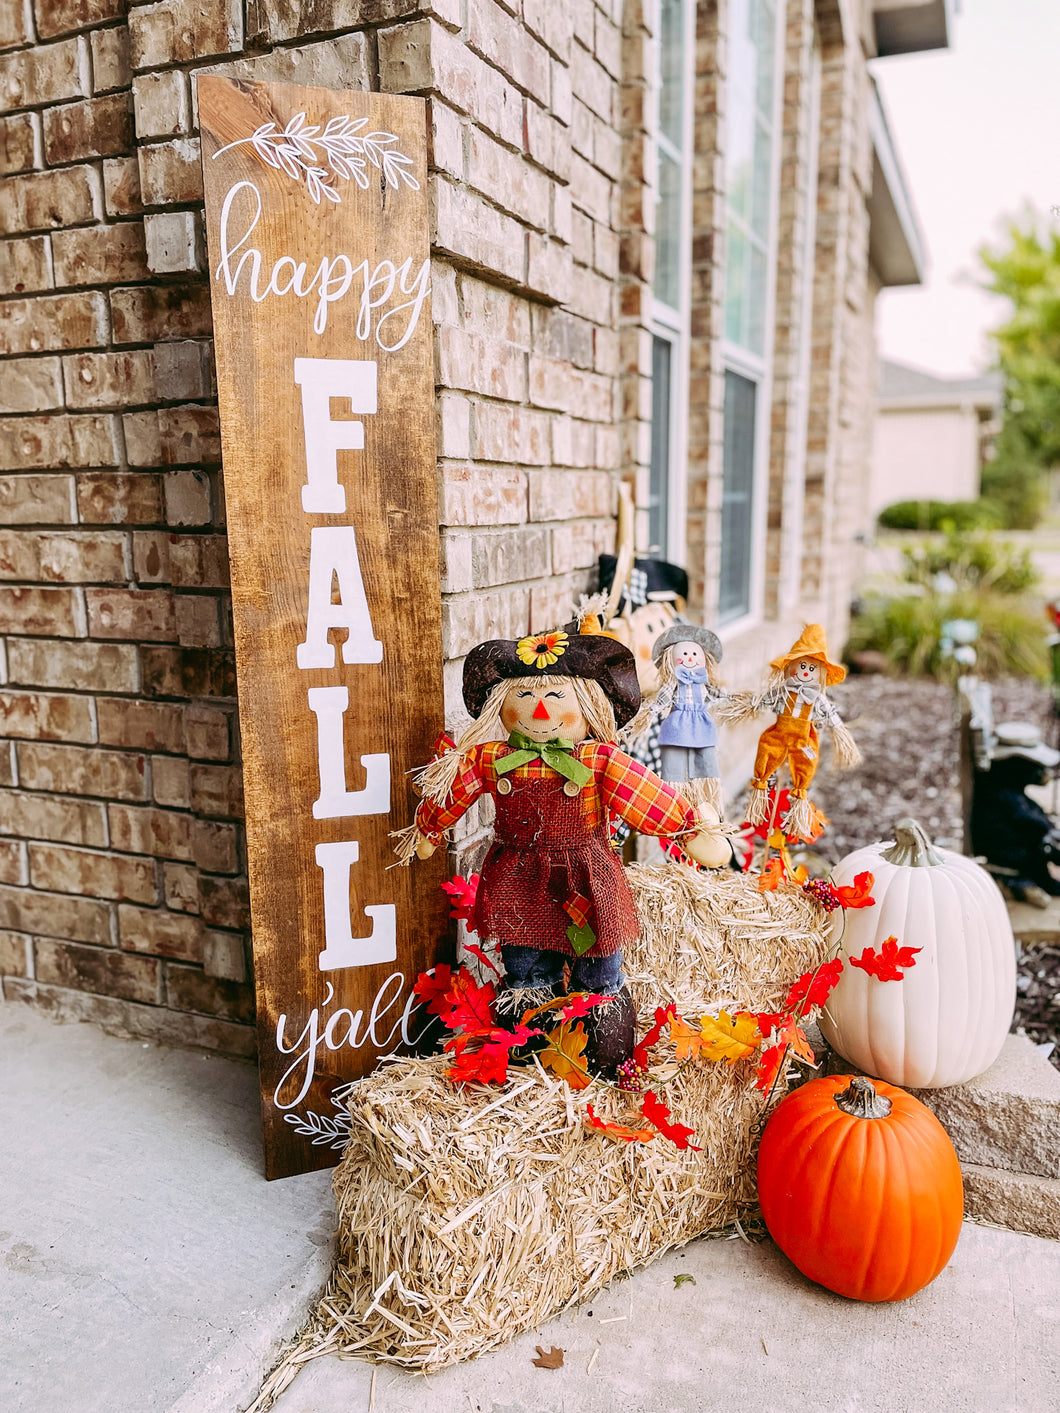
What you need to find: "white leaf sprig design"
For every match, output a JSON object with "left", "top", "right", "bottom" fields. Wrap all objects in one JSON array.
[
  {"left": 212, "top": 111, "right": 420, "bottom": 204},
  {"left": 283, "top": 1079, "right": 357, "bottom": 1151}
]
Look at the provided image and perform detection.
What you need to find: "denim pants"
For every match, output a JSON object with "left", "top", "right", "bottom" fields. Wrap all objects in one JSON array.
[{"left": 499, "top": 944, "right": 624, "bottom": 994}]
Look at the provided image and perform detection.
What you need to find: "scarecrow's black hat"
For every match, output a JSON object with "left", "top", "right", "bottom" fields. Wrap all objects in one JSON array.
[
  {"left": 597, "top": 555, "right": 689, "bottom": 610},
  {"left": 463, "top": 628, "right": 641, "bottom": 726}
]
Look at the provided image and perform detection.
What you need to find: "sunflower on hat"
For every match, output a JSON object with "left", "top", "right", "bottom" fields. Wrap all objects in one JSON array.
[{"left": 516, "top": 629, "right": 569, "bottom": 669}]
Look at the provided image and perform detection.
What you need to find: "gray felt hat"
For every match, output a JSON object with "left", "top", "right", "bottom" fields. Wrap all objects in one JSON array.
[{"left": 651, "top": 623, "right": 722, "bottom": 666}]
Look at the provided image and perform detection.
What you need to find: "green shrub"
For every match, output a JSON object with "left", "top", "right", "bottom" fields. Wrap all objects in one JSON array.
[
  {"left": 846, "top": 588, "right": 1047, "bottom": 681},
  {"left": 900, "top": 530, "right": 1039, "bottom": 597},
  {"left": 877, "top": 499, "right": 1004, "bottom": 532}
]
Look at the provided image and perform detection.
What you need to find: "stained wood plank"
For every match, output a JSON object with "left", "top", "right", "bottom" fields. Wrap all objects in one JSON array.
[{"left": 198, "top": 76, "right": 450, "bottom": 1179}]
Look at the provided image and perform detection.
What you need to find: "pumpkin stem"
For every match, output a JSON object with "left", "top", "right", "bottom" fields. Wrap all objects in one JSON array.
[
  {"left": 881, "top": 818, "right": 943, "bottom": 868},
  {"left": 834, "top": 1075, "right": 893, "bottom": 1120}
]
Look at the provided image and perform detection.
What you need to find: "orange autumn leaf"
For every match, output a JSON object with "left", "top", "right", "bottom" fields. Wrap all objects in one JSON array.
[
  {"left": 772, "top": 1014, "right": 815, "bottom": 1065},
  {"left": 791, "top": 864, "right": 808, "bottom": 885},
  {"left": 584, "top": 1103, "right": 656, "bottom": 1144},
  {"left": 833, "top": 870, "right": 876, "bottom": 910},
  {"left": 669, "top": 1012, "right": 705, "bottom": 1061},
  {"left": 757, "top": 858, "right": 786, "bottom": 892},
  {"left": 697, "top": 1010, "right": 762, "bottom": 1063},
  {"left": 538, "top": 1020, "right": 592, "bottom": 1090}
]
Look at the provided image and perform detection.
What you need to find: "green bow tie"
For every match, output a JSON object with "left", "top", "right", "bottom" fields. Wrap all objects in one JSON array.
[{"left": 496, "top": 731, "right": 593, "bottom": 791}]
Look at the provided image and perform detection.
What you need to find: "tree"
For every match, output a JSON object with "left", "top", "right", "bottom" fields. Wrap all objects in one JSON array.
[{"left": 978, "top": 215, "right": 1060, "bottom": 527}]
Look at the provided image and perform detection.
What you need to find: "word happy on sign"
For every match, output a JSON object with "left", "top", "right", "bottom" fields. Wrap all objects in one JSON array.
[{"left": 215, "top": 180, "right": 431, "bottom": 342}]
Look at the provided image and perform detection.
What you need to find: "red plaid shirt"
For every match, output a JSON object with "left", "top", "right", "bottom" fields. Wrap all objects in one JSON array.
[{"left": 415, "top": 740, "right": 698, "bottom": 844}]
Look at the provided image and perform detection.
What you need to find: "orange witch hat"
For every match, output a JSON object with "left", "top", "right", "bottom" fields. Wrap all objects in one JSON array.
[{"left": 769, "top": 624, "right": 846, "bottom": 686}]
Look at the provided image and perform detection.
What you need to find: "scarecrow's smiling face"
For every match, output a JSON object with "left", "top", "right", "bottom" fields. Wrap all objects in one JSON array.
[
  {"left": 500, "top": 681, "right": 589, "bottom": 744},
  {"left": 672, "top": 641, "right": 706, "bottom": 670},
  {"left": 789, "top": 659, "right": 822, "bottom": 684}
]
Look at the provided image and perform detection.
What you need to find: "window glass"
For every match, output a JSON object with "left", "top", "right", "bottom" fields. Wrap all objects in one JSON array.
[
  {"left": 655, "top": 152, "right": 683, "bottom": 310},
  {"left": 648, "top": 336, "right": 673, "bottom": 554},
  {"left": 724, "top": 0, "right": 776, "bottom": 357},
  {"left": 720, "top": 370, "right": 757, "bottom": 622}
]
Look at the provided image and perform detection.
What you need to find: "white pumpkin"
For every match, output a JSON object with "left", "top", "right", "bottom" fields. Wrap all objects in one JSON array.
[{"left": 818, "top": 818, "right": 1016, "bottom": 1089}]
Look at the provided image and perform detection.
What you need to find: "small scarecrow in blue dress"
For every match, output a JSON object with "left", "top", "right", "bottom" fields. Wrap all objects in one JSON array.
[{"left": 624, "top": 624, "right": 728, "bottom": 817}]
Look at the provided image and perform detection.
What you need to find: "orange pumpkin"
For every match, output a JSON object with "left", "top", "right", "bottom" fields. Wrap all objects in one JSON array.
[{"left": 757, "top": 1074, "right": 964, "bottom": 1302}]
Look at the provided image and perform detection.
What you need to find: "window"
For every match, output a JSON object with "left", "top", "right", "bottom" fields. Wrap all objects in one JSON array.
[
  {"left": 719, "top": 0, "right": 782, "bottom": 623},
  {"left": 647, "top": 0, "right": 694, "bottom": 558}
]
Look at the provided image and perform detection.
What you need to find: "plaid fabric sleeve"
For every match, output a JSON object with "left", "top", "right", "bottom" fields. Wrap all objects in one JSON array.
[
  {"left": 596, "top": 744, "right": 697, "bottom": 837},
  {"left": 415, "top": 743, "right": 494, "bottom": 843}
]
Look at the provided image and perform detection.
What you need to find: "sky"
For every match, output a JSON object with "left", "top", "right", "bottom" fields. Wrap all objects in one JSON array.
[{"left": 872, "top": 0, "right": 1060, "bottom": 378}]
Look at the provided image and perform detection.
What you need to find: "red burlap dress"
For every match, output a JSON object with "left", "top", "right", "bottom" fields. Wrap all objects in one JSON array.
[{"left": 415, "top": 740, "right": 697, "bottom": 958}]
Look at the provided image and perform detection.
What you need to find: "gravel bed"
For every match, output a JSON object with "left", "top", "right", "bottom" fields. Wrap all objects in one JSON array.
[{"left": 784, "top": 674, "right": 1059, "bottom": 1068}]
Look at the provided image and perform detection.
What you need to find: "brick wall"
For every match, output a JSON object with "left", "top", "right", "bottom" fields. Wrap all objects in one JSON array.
[
  {"left": 0, "top": 0, "right": 642, "bottom": 1051},
  {"left": 0, "top": 0, "right": 885, "bottom": 1051}
]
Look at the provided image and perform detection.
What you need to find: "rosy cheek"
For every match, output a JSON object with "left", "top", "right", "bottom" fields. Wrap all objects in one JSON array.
[{"left": 559, "top": 711, "right": 579, "bottom": 727}]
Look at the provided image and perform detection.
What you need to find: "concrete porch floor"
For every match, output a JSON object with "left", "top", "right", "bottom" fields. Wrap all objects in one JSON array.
[{"left": 3, "top": 996, "right": 1059, "bottom": 1413}]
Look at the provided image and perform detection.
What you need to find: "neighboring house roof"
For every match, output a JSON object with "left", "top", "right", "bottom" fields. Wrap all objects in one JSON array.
[
  {"left": 878, "top": 360, "right": 1004, "bottom": 413},
  {"left": 867, "top": 82, "right": 926, "bottom": 287}
]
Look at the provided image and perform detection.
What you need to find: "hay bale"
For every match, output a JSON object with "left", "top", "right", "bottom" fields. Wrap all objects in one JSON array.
[{"left": 309, "top": 864, "right": 829, "bottom": 1373}]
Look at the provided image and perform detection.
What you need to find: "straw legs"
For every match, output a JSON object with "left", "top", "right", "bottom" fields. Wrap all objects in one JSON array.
[
  {"left": 747, "top": 718, "right": 818, "bottom": 839},
  {"left": 494, "top": 944, "right": 636, "bottom": 1078}
]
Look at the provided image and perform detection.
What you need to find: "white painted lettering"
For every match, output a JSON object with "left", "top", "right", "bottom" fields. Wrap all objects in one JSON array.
[
  {"left": 307, "top": 685, "right": 390, "bottom": 819},
  {"left": 294, "top": 357, "right": 377, "bottom": 514},
  {"left": 315, "top": 840, "right": 397, "bottom": 970},
  {"left": 297, "top": 526, "right": 383, "bottom": 668}
]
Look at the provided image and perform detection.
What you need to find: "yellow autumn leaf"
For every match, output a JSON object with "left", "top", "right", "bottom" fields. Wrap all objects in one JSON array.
[
  {"left": 538, "top": 1021, "right": 592, "bottom": 1090},
  {"left": 697, "top": 1010, "right": 762, "bottom": 1064}
]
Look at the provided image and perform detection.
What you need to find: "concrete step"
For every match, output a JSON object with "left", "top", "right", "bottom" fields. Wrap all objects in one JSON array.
[
  {"left": 963, "top": 1164, "right": 1060, "bottom": 1242},
  {"left": 1007, "top": 893, "right": 1060, "bottom": 946},
  {"left": 910, "top": 1033, "right": 1060, "bottom": 1180}
]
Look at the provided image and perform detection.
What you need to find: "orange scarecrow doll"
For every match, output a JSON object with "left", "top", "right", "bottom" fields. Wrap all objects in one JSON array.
[
  {"left": 725, "top": 624, "right": 860, "bottom": 840},
  {"left": 394, "top": 624, "right": 731, "bottom": 1074}
]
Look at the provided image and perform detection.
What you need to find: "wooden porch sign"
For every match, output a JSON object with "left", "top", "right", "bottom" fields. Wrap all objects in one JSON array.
[{"left": 198, "top": 77, "right": 450, "bottom": 1180}]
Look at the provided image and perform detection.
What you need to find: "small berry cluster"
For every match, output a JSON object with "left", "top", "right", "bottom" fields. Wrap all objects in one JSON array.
[
  {"left": 803, "top": 877, "right": 841, "bottom": 912},
  {"left": 615, "top": 1056, "right": 649, "bottom": 1092}
]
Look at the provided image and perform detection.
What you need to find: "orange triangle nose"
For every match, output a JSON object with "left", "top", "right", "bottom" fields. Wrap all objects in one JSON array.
[{"left": 532, "top": 699, "right": 551, "bottom": 720}]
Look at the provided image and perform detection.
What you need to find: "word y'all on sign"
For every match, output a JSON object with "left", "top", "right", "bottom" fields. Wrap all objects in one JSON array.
[{"left": 199, "top": 78, "right": 450, "bottom": 1180}]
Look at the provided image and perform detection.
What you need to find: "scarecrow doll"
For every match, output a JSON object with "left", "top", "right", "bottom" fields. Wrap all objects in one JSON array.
[
  {"left": 597, "top": 553, "right": 689, "bottom": 696},
  {"left": 394, "top": 626, "right": 731, "bottom": 1074},
  {"left": 725, "top": 624, "right": 860, "bottom": 840},
  {"left": 624, "top": 624, "right": 728, "bottom": 816}
]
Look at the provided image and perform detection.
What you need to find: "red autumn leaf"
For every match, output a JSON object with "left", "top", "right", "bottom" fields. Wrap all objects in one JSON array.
[
  {"left": 754, "top": 1042, "right": 788, "bottom": 1094},
  {"left": 441, "top": 872, "right": 480, "bottom": 923},
  {"left": 641, "top": 1089, "right": 701, "bottom": 1150},
  {"left": 558, "top": 992, "right": 611, "bottom": 1023},
  {"left": 783, "top": 957, "right": 844, "bottom": 1014},
  {"left": 632, "top": 1004, "right": 677, "bottom": 1070},
  {"left": 833, "top": 871, "right": 876, "bottom": 910},
  {"left": 413, "top": 963, "right": 453, "bottom": 1015},
  {"left": 447, "top": 1041, "right": 511, "bottom": 1086},
  {"left": 441, "top": 968, "right": 497, "bottom": 1031},
  {"left": 757, "top": 857, "right": 786, "bottom": 892},
  {"left": 584, "top": 1103, "right": 656, "bottom": 1143},
  {"left": 743, "top": 790, "right": 828, "bottom": 845},
  {"left": 463, "top": 941, "right": 501, "bottom": 977},
  {"left": 755, "top": 1010, "right": 787, "bottom": 1039},
  {"left": 848, "top": 935, "right": 922, "bottom": 982},
  {"left": 444, "top": 1023, "right": 542, "bottom": 1086}
]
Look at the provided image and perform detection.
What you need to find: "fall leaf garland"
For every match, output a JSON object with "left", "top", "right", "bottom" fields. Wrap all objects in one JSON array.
[{"left": 417, "top": 872, "right": 920, "bottom": 1150}]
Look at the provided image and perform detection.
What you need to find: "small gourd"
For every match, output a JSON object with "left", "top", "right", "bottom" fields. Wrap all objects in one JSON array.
[
  {"left": 818, "top": 818, "right": 1016, "bottom": 1088},
  {"left": 757, "top": 1074, "right": 964, "bottom": 1302}
]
